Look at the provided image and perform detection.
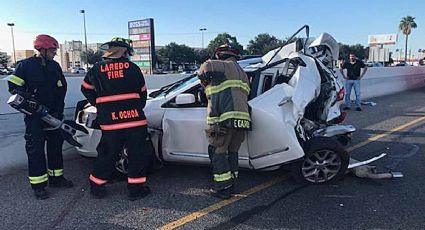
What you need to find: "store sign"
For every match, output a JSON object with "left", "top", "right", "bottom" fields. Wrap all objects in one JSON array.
[
  {"left": 129, "top": 27, "right": 150, "bottom": 35},
  {"left": 128, "top": 18, "right": 155, "bottom": 73},
  {"left": 133, "top": 40, "right": 150, "bottom": 48},
  {"left": 129, "top": 35, "right": 140, "bottom": 41},
  {"left": 133, "top": 60, "right": 151, "bottom": 67},
  {"left": 133, "top": 47, "right": 150, "bottom": 54},
  {"left": 131, "top": 55, "right": 151, "bottom": 61},
  {"left": 128, "top": 19, "right": 150, "bottom": 28},
  {"left": 139, "top": 54, "right": 150, "bottom": 60},
  {"left": 139, "top": 33, "right": 151, "bottom": 41}
]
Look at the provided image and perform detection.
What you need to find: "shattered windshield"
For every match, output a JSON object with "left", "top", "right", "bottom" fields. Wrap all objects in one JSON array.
[{"left": 149, "top": 75, "right": 199, "bottom": 98}]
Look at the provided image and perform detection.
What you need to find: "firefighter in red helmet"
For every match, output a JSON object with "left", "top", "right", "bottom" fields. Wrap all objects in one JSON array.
[
  {"left": 81, "top": 37, "right": 151, "bottom": 201},
  {"left": 7, "top": 34, "right": 73, "bottom": 200},
  {"left": 198, "top": 43, "right": 251, "bottom": 199}
]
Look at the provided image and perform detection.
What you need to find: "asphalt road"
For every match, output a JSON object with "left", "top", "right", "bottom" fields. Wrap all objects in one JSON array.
[{"left": 0, "top": 88, "right": 424, "bottom": 230}]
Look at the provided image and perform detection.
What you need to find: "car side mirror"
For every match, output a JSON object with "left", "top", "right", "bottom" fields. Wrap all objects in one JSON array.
[{"left": 175, "top": 93, "right": 196, "bottom": 105}]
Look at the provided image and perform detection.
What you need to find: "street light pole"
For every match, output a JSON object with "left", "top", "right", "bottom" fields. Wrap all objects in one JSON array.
[
  {"left": 7, "top": 23, "right": 16, "bottom": 65},
  {"left": 80, "top": 10, "right": 89, "bottom": 70},
  {"left": 199, "top": 28, "right": 207, "bottom": 49}
]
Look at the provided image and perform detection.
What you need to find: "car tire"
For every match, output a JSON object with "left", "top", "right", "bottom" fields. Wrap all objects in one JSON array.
[
  {"left": 291, "top": 137, "right": 349, "bottom": 184},
  {"left": 114, "top": 137, "right": 163, "bottom": 177}
]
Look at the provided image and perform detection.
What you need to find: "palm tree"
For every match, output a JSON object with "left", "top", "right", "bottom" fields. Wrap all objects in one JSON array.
[{"left": 399, "top": 16, "right": 417, "bottom": 61}]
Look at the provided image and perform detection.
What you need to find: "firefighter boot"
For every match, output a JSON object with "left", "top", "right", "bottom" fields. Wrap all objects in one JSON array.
[
  {"left": 49, "top": 176, "right": 74, "bottom": 188},
  {"left": 209, "top": 186, "right": 232, "bottom": 200},
  {"left": 90, "top": 181, "right": 106, "bottom": 199},
  {"left": 128, "top": 184, "right": 151, "bottom": 201},
  {"left": 33, "top": 187, "right": 49, "bottom": 200}
]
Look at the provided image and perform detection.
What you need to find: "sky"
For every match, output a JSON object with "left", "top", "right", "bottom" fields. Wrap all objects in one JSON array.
[{"left": 0, "top": 0, "right": 424, "bottom": 58}]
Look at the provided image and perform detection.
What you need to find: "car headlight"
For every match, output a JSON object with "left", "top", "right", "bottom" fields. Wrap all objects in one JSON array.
[{"left": 81, "top": 112, "right": 89, "bottom": 124}]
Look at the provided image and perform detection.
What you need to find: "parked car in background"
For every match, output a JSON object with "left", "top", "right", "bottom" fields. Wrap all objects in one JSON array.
[
  {"left": 419, "top": 58, "right": 425, "bottom": 66},
  {"left": 70, "top": 67, "right": 86, "bottom": 74},
  {"left": 395, "top": 61, "right": 408, "bottom": 66},
  {"left": 364, "top": 62, "right": 383, "bottom": 67}
]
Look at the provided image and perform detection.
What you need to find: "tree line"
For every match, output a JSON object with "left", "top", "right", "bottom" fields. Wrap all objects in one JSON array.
[
  {"left": 156, "top": 32, "right": 373, "bottom": 68},
  {"left": 0, "top": 16, "right": 418, "bottom": 68}
]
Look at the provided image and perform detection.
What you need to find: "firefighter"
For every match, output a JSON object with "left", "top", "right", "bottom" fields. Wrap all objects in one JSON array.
[
  {"left": 7, "top": 34, "right": 73, "bottom": 200},
  {"left": 197, "top": 44, "right": 251, "bottom": 199},
  {"left": 81, "top": 37, "right": 151, "bottom": 201}
]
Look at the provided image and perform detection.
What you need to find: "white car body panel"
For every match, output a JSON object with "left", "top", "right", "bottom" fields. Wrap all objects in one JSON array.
[{"left": 74, "top": 31, "right": 349, "bottom": 172}]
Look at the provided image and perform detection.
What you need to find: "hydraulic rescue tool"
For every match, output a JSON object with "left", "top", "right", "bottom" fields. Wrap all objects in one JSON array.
[{"left": 7, "top": 93, "right": 88, "bottom": 147}]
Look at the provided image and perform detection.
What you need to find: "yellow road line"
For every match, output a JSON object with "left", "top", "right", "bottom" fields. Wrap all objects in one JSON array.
[
  {"left": 159, "top": 115, "right": 425, "bottom": 230},
  {"left": 347, "top": 116, "right": 425, "bottom": 152},
  {"left": 158, "top": 174, "right": 290, "bottom": 230}
]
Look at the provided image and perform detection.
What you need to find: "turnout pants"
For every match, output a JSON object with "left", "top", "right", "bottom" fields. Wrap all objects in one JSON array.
[
  {"left": 206, "top": 126, "right": 245, "bottom": 191},
  {"left": 89, "top": 126, "right": 149, "bottom": 191},
  {"left": 24, "top": 116, "right": 64, "bottom": 190}
]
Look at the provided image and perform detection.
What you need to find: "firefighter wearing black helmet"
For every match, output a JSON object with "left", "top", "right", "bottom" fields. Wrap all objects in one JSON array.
[
  {"left": 81, "top": 37, "right": 151, "bottom": 201},
  {"left": 7, "top": 34, "right": 73, "bottom": 200},
  {"left": 198, "top": 44, "right": 251, "bottom": 199}
]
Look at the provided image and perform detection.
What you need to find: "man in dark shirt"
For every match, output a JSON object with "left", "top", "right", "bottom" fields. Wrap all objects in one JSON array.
[{"left": 340, "top": 53, "right": 367, "bottom": 111}]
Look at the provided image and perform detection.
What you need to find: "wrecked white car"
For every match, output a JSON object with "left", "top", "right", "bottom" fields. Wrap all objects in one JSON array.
[{"left": 74, "top": 26, "right": 358, "bottom": 184}]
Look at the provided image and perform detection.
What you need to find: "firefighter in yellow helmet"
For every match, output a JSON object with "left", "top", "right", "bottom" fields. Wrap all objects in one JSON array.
[{"left": 197, "top": 44, "right": 251, "bottom": 199}]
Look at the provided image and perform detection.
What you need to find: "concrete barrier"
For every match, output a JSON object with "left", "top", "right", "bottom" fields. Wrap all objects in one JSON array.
[
  {"left": 0, "top": 73, "right": 191, "bottom": 115},
  {"left": 1, "top": 67, "right": 424, "bottom": 114},
  {"left": 336, "top": 66, "right": 425, "bottom": 100}
]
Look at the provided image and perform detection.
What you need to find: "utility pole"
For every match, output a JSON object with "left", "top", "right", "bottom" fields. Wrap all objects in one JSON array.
[
  {"left": 7, "top": 23, "right": 16, "bottom": 65},
  {"left": 80, "top": 10, "right": 89, "bottom": 70},
  {"left": 199, "top": 28, "right": 207, "bottom": 49}
]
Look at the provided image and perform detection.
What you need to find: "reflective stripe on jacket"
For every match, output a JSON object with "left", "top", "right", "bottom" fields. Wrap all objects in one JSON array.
[
  {"left": 199, "top": 59, "right": 251, "bottom": 129},
  {"left": 81, "top": 58, "right": 147, "bottom": 131},
  {"left": 7, "top": 56, "right": 67, "bottom": 115}
]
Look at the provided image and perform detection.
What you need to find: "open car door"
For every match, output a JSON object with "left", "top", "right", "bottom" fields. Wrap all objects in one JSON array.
[{"left": 247, "top": 54, "right": 321, "bottom": 169}]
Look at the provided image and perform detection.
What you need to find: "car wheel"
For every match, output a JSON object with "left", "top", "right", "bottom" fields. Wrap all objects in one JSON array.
[
  {"left": 291, "top": 137, "right": 349, "bottom": 184},
  {"left": 114, "top": 138, "right": 163, "bottom": 177},
  {"left": 115, "top": 148, "right": 128, "bottom": 175}
]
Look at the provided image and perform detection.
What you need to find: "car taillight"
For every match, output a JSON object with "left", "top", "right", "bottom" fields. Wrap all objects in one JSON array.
[
  {"left": 337, "top": 88, "right": 345, "bottom": 101},
  {"left": 330, "top": 112, "right": 346, "bottom": 124}
]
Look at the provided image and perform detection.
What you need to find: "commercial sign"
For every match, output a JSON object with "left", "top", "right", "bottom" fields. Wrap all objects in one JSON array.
[
  {"left": 133, "top": 60, "right": 151, "bottom": 67},
  {"left": 133, "top": 47, "right": 150, "bottom": 54},
  {"left": 128, "top": 18, "right": 155, "bottom": 74},
  {"left": 128, "top": 19, "right": 150, "bottom": 28},
  {"left": 139, "top": 33, "right": 151, "bottom": 41},
  {"left": 368, "top": 34, "right": 397, "bottom": 45},
  {"left": 128, "top": 27, "right": 150, "bottom": 35},
  {"left": 131, "top": 54, "right": 151, "bottom": 61},
  {"left": 133, "top": 40, "right": 150, "bottom": 48}
]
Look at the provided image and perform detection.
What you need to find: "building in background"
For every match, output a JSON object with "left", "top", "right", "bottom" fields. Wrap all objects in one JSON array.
[
  {"left": 56, "top": 41, "right": 103, "bottom": 71},
  {"left": 13, "top": 50, "right": 35, "bottom": 63},
  {"left": 87, "top": 43, "right": 102, "bottom": 52}
]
